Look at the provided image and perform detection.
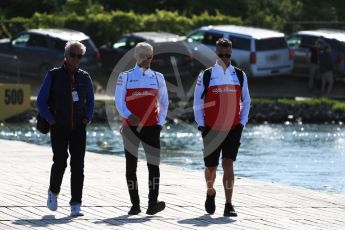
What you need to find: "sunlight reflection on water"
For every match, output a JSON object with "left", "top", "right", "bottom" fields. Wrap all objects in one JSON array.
[{"left": 1, "top": 123, "right": 345, "bottom": 193}]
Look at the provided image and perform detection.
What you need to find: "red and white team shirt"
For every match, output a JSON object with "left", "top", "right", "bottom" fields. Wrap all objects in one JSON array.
[
  {"left": 193, "top": 63, "right": 251, "bottom": 131},
  {"left": 115, "top": 64, "right": 169, "bottom": 126}
]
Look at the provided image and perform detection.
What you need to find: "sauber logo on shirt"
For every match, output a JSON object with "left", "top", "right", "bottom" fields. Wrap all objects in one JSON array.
[
  {"left": 131, "top": 91, "right": 155, "bottom": 96},
  {"left": 212, "top": 87, "right": 237, "bottom": 93}
]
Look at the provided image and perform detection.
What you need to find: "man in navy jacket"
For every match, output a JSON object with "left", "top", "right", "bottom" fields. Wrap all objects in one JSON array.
[{"left": 37, "top": 40, "right": 94, "bottom": 217}]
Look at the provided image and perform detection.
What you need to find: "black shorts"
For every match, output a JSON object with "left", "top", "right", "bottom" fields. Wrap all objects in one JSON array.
[{"left": 202, "top": 124, "right": 243, "bottom": 167}]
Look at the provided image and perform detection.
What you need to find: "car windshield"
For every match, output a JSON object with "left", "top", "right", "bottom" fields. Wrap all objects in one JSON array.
[
  {"left": 256, "top": 37, "right": 288, "bottom": 51},
  {"left": 113, "top": 38, "right": 127, "bottom": 49},
  {"left": 187, "top": 31, "right": 223, "bottom": 45},
  {"left": 11, "top": 33, "right": 30, "bottom": 47},
  {"left": 287, "top": 35, "right": 301, "bottom": 48}
]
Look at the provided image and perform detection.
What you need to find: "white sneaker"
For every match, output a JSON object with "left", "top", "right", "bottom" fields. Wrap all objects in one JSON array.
[
  {"left": 70, "top": 203, "right": 84, "bottom": 217},
  {"left": 47, "top": 189, "right": 58, "bottom": 211}
]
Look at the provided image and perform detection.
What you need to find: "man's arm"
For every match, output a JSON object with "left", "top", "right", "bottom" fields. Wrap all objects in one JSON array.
[
  {"left": 115, "top": 73, "right": 132, "bottom": 118},
  {"left": 37, "top": 72, "right": 55, "bottom": 124},
  {"left": 240, "top": 72, "right": 251, "bottom": 126},
  {"left": 193, "top": 72, "right": 205, "bottom": 129},
  {"left": 157, "top": 75, "right": 169, "bottom": 127},
  {"left": 86, "top": 75, "right": 95, "bottom": 123}
]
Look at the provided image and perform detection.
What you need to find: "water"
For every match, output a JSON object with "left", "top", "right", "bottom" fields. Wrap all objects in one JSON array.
[{"left": 1, "top": 122, "right": 345, "bottom": 194}]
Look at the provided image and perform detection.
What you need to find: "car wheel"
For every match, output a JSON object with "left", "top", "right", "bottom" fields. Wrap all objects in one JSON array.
[{"left": 39, "top": 64, "right": 51, "bottom": 80}]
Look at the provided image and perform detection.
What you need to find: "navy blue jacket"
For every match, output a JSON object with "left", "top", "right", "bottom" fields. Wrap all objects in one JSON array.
[{"left": 37, "top": 63, "right": 94, "bottom": 128}]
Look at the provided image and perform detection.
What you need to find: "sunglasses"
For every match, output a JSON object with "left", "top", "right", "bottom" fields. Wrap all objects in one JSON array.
[
  {"left": 217, "top": 53, "right": 231, "bottom": 58},
  {"left": 145, "top": 55, "right": 153, "bottom": 60},
  {"left": 69, "top": 52, "right": 84, "bottom": 59}
]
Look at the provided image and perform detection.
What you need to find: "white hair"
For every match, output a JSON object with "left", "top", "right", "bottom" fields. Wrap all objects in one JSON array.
[
  {"left": 134, "top": 42, "right": 153, "bottom": 63},
  {"left": 65, "top": 40, "right": 86, "bottom": 56}
]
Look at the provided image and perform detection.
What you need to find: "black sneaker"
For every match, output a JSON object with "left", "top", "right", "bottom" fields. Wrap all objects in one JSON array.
[
  {"left": 128, "top": 205, "right": 141, "bottom": 215},
  {"left": 205, "top": 190, "right": 216, "bottom": 214},
  {"left": 223, "top": 203, "right": 237, "bottom": 217},
  {"left": 146, "top": 201, "right": 165, "bottom": 215}
]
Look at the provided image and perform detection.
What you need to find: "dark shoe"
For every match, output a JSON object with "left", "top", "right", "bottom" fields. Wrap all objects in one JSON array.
[
  {"left": 224, "top": 203, "right": 237, "bottom": 217},
  {"left": 205, "top": 190, "right": 216, "bottom": 214},
  {"left": 146, "top": 201, "right": 165, "bottom": 215},
  {"left": 128, "top": 205, "right": 141, "bottom": 215}
]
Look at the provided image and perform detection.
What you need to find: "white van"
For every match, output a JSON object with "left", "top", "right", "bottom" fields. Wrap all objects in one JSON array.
[{"left": 186, "top": 25, "right": 293, "bottom": 77}]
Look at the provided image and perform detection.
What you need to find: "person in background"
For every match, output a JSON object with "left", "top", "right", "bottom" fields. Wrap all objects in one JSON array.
[
  {"left": 115, "top": 42, "right": 169, "bottom": 215},
  {"left": 193, "top": 38, "right": 250, "bottom": 217},
  {"left": 309, "top": 38, "right": 321, "bottom": 89},
  {"left": 319, "top": 45, "right": 334, "bottom": 97},
  {"left": 37, "top": 40, "right": 94, "bottom": 217}
]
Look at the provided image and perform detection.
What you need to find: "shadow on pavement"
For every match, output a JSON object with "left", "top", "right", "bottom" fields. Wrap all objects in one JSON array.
[
  {"left": 177, "top": 214, "right": 236, "bottom": 227},
  {"left": 13, "top": 215, "right": 71, "bottom": 227},
  {"left": 95, "top": 214, "right": 155, "bottom": 226}
]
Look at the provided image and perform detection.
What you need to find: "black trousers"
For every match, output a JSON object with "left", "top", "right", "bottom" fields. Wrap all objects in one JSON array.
[
  {"left": 122, "top": 125, "right": 161, "bottom": 207},
  {"left": 49, "top": 124, "right": 86, "bottom": 205}
]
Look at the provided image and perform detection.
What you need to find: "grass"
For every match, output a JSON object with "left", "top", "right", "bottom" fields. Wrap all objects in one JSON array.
[{"left": 256, "top": 97, "right": 345, "bottom": 112}]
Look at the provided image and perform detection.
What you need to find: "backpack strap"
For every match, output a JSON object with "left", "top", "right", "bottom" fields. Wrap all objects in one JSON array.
[
  {"left": 234, "top": 67, "right": 244, "bottom": 88},
  {"left": 200, "top": 67, "right": 212, "bottom": 99},
  {"left": 234, "top": 66, "right": 244, "bottom": 101}
]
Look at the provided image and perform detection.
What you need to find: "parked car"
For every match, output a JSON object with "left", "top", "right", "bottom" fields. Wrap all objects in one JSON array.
[
  {"left": 0, "top": 28, "right": 101, "bottom": 78},
  {"left": 287, "top": 29, "right": 345, "bottom": 78},
  {"left": 99, "top": 31, "right": 195, "bottom": 79},
  {"left": 185, "top": 25, "right": 294, "bottom": 77}
]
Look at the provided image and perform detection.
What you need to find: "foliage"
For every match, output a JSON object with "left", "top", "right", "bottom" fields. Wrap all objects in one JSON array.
[
  {"left": 0, "top": 10, "right": 241, "bottom": 46},
  {"left": 1, "top": 0, "right": 345, "bottom": 44}
]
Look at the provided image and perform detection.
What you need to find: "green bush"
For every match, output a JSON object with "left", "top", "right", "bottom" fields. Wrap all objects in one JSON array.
[
  {"left": 275, "top": 98, "right": 345, "bottom": 112},
  {"left": 0, "top": 10, "right": 242, "bottom": 46},
  {"left": 142, "top": 10, "right": 193, "bottom": 35}
]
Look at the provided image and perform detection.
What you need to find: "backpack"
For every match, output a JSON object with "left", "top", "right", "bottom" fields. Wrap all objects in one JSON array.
[{"left": 200, "top": 66, "right": 244, "bottom": 99}]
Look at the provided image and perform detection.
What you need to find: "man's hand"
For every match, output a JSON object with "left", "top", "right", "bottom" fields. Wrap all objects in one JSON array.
[
  {"left": 128, "top": 114, "right": 140, "bottom": 126},
  {"left": 49, "top": 120, "right": 56, "bottom": 125},
  {"left": 198, "top": 126, "right": 205, "bottom": 132},
  {"left": 237, "top": 123, "right": 244, "bottom": 130},
  {"left": 82, "top": 119, "right": 90, "bottom": 125}
]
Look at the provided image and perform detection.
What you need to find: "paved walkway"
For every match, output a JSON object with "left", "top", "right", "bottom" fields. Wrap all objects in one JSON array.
[{"left": 1, "top": 139, "right": 345, "bottom": 229}]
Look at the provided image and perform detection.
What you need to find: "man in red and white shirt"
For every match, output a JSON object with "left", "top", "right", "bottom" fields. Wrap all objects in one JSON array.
[
  {"left": 193, "top": 38, "right": 250, "bottom": 217},
  {"left": 115, "top": 42, "right": 169, "bottom": 215}
]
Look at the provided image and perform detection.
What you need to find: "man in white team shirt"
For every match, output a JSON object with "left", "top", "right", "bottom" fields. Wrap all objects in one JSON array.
[
  {"left": 115, "top": 42, "right": 169, "bottom": 215},
  {"left": 193, "top": 38, "right": 250, "bottom": 217}
]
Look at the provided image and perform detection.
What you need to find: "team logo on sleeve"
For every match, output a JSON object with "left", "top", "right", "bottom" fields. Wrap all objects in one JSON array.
[
  {"left": 196, "top": 76, "right": 202, "bottom": 86},
  {"left": 117, "top": 75, "right": 123, "bottom": 85}
]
